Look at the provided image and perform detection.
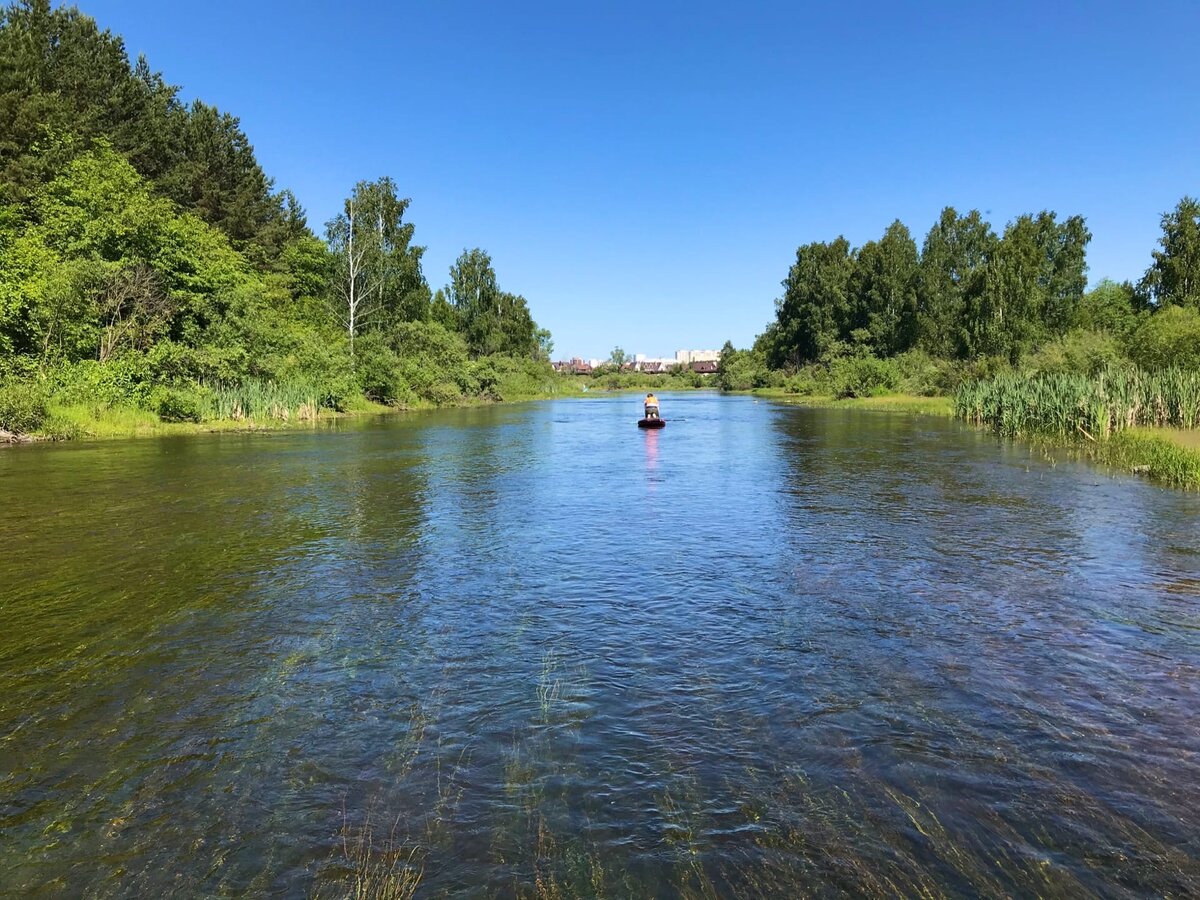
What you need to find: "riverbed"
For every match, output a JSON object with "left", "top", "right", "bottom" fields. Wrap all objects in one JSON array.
[{"left": 2, "top": 392, "right": 1198, "bottom": 896}]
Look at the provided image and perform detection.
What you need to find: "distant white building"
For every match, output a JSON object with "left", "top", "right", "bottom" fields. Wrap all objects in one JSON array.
[
  {"left": 675, "top": 349, "right": 721, "bottom": 364},
  {"left": 623, "top": 348, "right": 722, "bottom": 373},
  {"left": 632, "top": 354, "right": 675, "bottom": 370}
]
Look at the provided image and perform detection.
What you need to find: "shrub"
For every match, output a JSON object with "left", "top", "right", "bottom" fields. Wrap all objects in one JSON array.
[
  {"left": 962, "top": 354, "right": 1012, "bottom": 382},
  {"left": 471, "top": 355, "right": 560, "bottom": 401},
  {"left": 828, "top": 355, "right": 900, "bottom": 398},
  {"left": 316, "top": 375, "right": 355, "bottom": 412},
  {"left": 717, "top": 348, "right": 771, "bottom": 391},
  {"left": 391, "top": 320, "right": 473, "bottom": 403},
  {"left": 425, "top": 381, "right": 463, "bottom": 406},
  {"left": 1024, "top": 329, "right": 1127, "bottom": 377},
  {"left": 48, "top": 354, "right": 156, "bottom": 408},
  {"left": 151, "top": 385, "right": 208, "bottom": 422},
  {"left": 895, "top": 349, "right": 959, "bottom": 396},
  {"left": 1073, "top": 279, "right": 1140, "bottom": 339},
  {"left": 354, "top": 332, "right": 402, "bottom": 404},
  {"left": 0, "top": 380, "right": 49, "bottom": 434},
  {"left": 781, "top": 365, "right": 825, "bottom": 395},
  {"left": 1129, "top": 306, "right": 1200, "bottom": 371}
]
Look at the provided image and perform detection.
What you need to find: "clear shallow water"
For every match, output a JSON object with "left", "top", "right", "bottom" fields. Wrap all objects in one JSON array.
[{"left": 2, "top": 392, "right": 1199, "bottom": 897}]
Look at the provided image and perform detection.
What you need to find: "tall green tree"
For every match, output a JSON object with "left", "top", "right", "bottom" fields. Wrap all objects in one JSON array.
[
  {"left": 1037, "top": 213, "right": 1090, "bottom": 334},
  {"left": 916, "top": 208, "right": 996, "bottom": 358},
  {"left": 447, "top": 248, "right": 539, "bottom": 358},
  {"left": 963, "top": 212, "right": 1090, "bottom": 361},
  {"left": 1140, "top": 196, "right": 1200, "bottom": 310},
  {"left": 0, "top": 0, "right": 163, "bottom": 202},
  {"left": 325, "top": 178, "right": 428, "bottom": 353},
  {"left": 771, "top": 237, "right": 855, "bottom": 366},
  {"left": 0, "top": 1, "right": 301, "bottom": 265},
  {"left": 157, "top": 100, "right": 289, "bottom": 259},
  {"left": 849, "top": 220, "right": 919, "bottom": 356},
  {"left": 534, "top": 327, "right": 553, "bottom": 361}
]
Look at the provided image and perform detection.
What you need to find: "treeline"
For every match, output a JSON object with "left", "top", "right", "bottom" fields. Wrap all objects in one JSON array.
[
  {"left": 719, "top": 200, "right": 1200, "bottom": 396},
  {"left": 0, "top": 0, "right": 560, "bottom": 437}
]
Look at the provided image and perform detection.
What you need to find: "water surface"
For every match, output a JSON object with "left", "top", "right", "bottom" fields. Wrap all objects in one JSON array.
[{"left": 2, "top": 393, "right": 1199, "bottom": 896}]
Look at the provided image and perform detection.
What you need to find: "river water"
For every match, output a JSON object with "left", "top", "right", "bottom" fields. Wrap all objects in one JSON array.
[{"left": 2, "top": 392, "right": 1199, "bottom": 897}]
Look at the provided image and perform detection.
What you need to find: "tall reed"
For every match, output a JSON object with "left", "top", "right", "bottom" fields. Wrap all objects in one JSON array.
[
  {"left": 955, "top": 367, "right": 1200, "bottom": 439},
  {"left": 206, "top": 379, "right": 321, "bottom": 422}
]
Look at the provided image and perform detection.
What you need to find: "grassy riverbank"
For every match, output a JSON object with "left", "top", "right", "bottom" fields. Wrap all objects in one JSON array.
[
  {"left": 956, "top": 369, "right": 1200, "bottom": 489},
  {"left": 3, "top": 374, "right": 585, "bottom": 444},
  {"left": 1089, "top": 429, "right": 1200, "bottom": 489},
  {"left": 750, "top": 380, "right": 1200, "bottom": 490},
  {"left": 23, "top": 397, "right": 389, "bottom": 442},
  {"left": 750, "top": 388, "right": 954, "bottom": 416}
]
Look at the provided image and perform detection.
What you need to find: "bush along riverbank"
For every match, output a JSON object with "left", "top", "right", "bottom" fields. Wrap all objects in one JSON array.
[
  {"left": 0, "top": 4, "right": 565, "bottom": 445},
  {"left": 954, "top": 368, "right": 1200, "bottom": 489},
  {"left": 0, "top": 352, "right": 582, "bottom": 444}
]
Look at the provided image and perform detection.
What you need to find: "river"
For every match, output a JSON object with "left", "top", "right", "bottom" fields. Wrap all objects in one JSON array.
[{"left": 2, "top": 392, "right": 1198, "bottom": 896}]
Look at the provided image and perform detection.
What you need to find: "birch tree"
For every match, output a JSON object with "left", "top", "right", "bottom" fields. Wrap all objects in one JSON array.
[
  {"left": 1141, "top": 196, "right": 1200, "bottom": 311},
  {"left": 325, "top": 178, "right": 427, "bottom": 355}
]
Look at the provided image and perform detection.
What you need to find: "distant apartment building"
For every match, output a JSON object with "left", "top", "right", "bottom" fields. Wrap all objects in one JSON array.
[
  {"left": 630, "top": 348, "right": 722, "bottom": 374},
  {"left": 555, "top": 348, "right": 722, "bottom": 375},
  {"left": 675, "top": 349, "right": 721, "bottom": 364}
]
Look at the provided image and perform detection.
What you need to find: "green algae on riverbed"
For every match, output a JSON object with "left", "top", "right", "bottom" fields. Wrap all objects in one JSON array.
[{"left": 3, "top": 394, "right": 1199, "bottom": 896}]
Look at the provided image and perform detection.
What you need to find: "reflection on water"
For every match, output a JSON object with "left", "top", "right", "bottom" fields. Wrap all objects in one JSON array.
[
  {"left": 643, "top": 427, "right": 660, "bottom": 483},
  {"left": 1, "top": 393, "right": 1199, "bottom": 896}
]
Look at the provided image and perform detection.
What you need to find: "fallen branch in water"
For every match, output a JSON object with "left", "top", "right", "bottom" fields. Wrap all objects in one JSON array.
[{"left": 0, "top": 428, "right": 34, "bottom": 444}]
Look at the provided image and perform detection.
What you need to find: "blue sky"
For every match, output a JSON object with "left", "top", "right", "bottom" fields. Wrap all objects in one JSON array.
[{"left": 75, "top": 0, "right": 1200, "bottom": 359}]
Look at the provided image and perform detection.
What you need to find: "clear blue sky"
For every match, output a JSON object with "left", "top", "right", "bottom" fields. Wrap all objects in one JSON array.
[{"left": 74, "top": 0, "right": 1200, "bottom": 360}]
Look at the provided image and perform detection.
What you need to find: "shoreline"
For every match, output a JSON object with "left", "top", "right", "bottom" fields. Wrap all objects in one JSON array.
[
  {"left": 3, "top": 392, "right": 571, "bottom": 447},
  {"left": 748, "top": 390, "right": 954, "bottom": 416},
  {"left": 751, "top": 389, "right": 1200, "bottom": 490},
  {"left": 1068, "top": 429, "right": 1200, "bottom": 490},
  {"left": 11, "top": 388, "right": 1200, "bottom": 491},
  {"left": 2, "top": 382, "right": 722, "bottom": 446}
]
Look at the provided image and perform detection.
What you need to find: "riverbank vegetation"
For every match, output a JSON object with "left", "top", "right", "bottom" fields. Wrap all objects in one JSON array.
[
  {"left": 0, "top": 1, "right": 568, "bottom": 442},
  {"left": 583, "top": 366, "right": 709, "bottom": 392},
  {"left": 954, "top": 369, "right": 1200, "bottom": 488},
  {"left": 718, "top": 194, "right": 1200, "bottom": 485}
]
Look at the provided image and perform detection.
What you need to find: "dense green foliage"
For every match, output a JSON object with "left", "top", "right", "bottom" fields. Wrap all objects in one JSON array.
[
  {"left": 0, "top": 1, "right": 558, "bottom": 438},
  {"left": 720, "top": 197, "right": 1200, "bottom": 409},
  {"left": 757, "top": 207, "right": 1094, "bottom": 370}
]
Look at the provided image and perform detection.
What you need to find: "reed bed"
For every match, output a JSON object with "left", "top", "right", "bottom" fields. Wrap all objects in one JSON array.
[
  {"left": 207, "top": 379, "right": 321, "bottom": 422},
  {"left": 955, "top": 368, "right": 1200, "bottom": 440}
]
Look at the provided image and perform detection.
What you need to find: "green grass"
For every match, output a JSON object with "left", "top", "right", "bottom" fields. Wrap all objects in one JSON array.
[
  {"left": 753, "top": 389, "right": 954, "bottom": 416},
  {"left": 7, "top": 372, "right": 589, "bottom": 443},
  {"left": 18, "top": 381, "right": 588, "bottom": 444},
  {"left": 1092, "top": 428, "right": 1200, "bottom": 489},
  {"left": 955, "top": 368, "right": 1200, "bottom": 439},
  {"left": 1145, "top": 426, "right": 1200, "bottom": 452},
  {"left": 955, "top": 369, "right": 1200, "bottom": 490},
  {"left": 35, "top": 400, "right": 351, "bottom": 442}
]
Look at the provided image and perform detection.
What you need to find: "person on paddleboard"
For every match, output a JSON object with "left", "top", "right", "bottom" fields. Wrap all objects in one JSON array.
[{"left": 644, "top": 393, "right": 660, "bottom": 420}]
